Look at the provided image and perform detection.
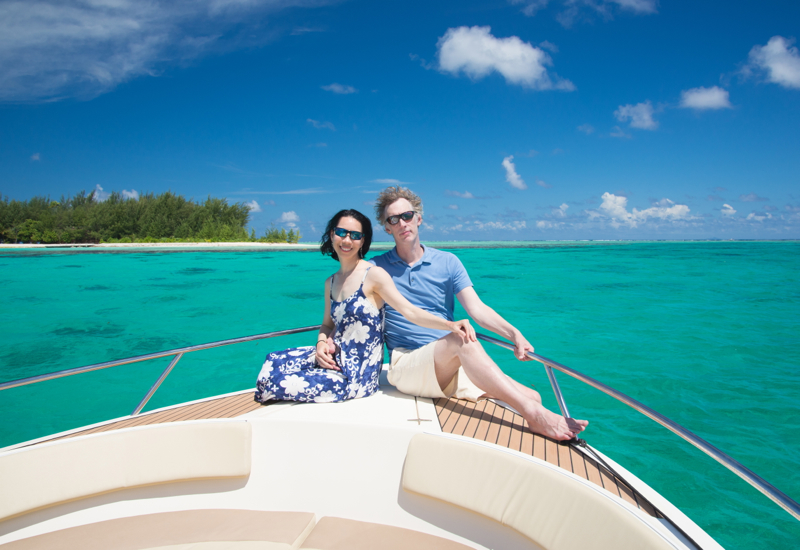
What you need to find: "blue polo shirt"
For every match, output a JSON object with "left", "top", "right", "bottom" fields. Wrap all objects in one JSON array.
[{"left": 371, "top": 245, "right": 472, "bottom": 353}]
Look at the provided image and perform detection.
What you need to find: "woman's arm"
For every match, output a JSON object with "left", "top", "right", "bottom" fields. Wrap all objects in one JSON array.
[
  {"left": 367, "top": 267, "right": 475, "bottom": 343},
  {"left": 315, "top": 277, "right": 340, "bottom": 370}
]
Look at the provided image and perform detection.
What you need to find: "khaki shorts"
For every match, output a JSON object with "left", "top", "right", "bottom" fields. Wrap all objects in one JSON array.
[{"left": 388, "top": 340, "right": 486, "bottom": 402}]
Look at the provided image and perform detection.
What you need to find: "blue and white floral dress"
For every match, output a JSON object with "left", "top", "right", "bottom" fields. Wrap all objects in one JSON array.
[{"left": 254, "top": 268, "right": 385, "bottom": 403}]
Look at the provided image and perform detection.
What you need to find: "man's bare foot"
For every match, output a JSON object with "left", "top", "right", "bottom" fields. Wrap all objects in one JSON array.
[{"left": 523, "top": 404, "right": 588, "bottom": 441}]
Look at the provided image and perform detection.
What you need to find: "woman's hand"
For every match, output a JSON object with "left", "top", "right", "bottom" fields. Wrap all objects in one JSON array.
[
  {"left": 446, "top": 319, "right": 476, "bottom": 344},
  {"left": 315, "top": 337, "right": 341, "bottom": 371}
]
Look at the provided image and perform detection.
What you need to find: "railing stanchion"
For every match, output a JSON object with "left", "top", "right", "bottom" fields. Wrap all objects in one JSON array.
[
  {"left": 544, "top": 365, "right": 571, "bottom": 419},
  {"left": 131, "top": 353, "right": 183, "bottom": 416}
]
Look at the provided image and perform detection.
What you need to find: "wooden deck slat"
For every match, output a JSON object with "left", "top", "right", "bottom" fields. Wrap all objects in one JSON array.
[
  {"left": 557, "top": 441, "right": 573, "bottom": 474},
  {"left": 219, "top": 397, "right": 262, "bottom": 418},
  {"left": 532, "top": 430, "right": 546, "bottom": 461},
  {"left": 441, "top": 399, "right": 470, "bottom": 434},
  {"left": 472, "top": 401, "right": 494, "bottom": 442},
  {"left": 568, "top": 446, "right": 588, "bottom": 480},
  {"left": 451, "top": 400, "right": 478, "bottom": 436},
  {"left": 508, "top": 412, "right": 523, "bottom": 453},
  {"left": 436, "top": 398, "right": 459, "bottom": 430},
  {"left": 520, "top": 427, "right": 534, "bottom": 457},
  {"left": 483, "top": 403, "right": 503, "bottom": 445},
  {"left": 42, "top": 392, "right": 264, "bottom": 444},
  {"left": 584, "top": 457, "right": 605, "bottom": 489},
  {"left": 434, "top": 397, "right": 663, "bottom": 520},
  {"left": 495, "top": 407, "right": 513, "bottom": 449},
  {"left": 462, "top": 400, "right": 487, "bottom": 439},
  {"left": 615, "top": 477, "right": 640, "bottom": 508},
  {"left": 545, "top": 438, "right": 559, "bottom": 467},
  {"left": 636, "top": 492, "right": 658, "bottom": 516},
  {"left": 598, "top": 466, "right": 621, "bottom": 497}
]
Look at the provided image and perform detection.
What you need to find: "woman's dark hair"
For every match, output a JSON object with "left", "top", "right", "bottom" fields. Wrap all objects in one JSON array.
[{"left": 320, "top": 209, "right": 373, "bottom": 261}]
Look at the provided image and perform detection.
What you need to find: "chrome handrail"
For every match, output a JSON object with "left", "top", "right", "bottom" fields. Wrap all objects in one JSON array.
[
  {"left": 0, "top": 326, "right": 796, "bottom": 521},
  {"left": 0, "top": 325, "right": 321, "bottom": 415},
  {"left": 475, "top": 332, "right": 800, "bottom": 522}
]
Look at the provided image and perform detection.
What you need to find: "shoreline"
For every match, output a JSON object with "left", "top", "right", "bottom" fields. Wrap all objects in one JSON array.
[{"left": 0, "top": 239, "right": 796, "bottom": 253}]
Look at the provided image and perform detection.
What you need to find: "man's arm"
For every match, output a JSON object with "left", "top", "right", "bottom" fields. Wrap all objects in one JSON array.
[{"left": 456, "top": 286, "right": 534, "bottom": 361}]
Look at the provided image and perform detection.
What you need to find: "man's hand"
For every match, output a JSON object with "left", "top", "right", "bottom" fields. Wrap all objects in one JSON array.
[
  {"left": 513, "top": 333, "right": 534, "bottom": 361},
  {"left": 315, "top": 337, "right": 341, "bottom": 371}
]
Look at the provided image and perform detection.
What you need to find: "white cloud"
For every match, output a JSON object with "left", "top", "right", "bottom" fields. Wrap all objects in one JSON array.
[
  {"left": 554, "top": 203, "right": 569, "bottom": 217},
  {"left": 369, "top": 178, "right": 412, "bottom": 185},
  {"left": 614, "top": 101, "right": 658, "bottom": 129},
  {"left": 0, "top": 0, "right": 336, "bottom": 102},
  {"left": 745, "top": 36, "right": 800, "bottom": 89},
  {"left": 307, "top": 119, "right": 335, "bottom": 131},
  {"left": 740, "top": 193, "right": 769, "bottom": 202},
  {"left": 510, "top": 0, "right": 550, "bottom": 16},
  {"left": 446, "top": 204, "right": 458, "bottom": 210},
  {"left": 474, "top": 220, "right": 527, "bottom": 231},
  {"left": 502, "top": 155, "right": 527, "bottom": 190},
  {"left": 746, "top": 212, "right": 772, "bottom": 222},
  {"left": 595, "top": 192, "right": 691, "bottom": 228},
  {"left": 245, "top": 199, "right": 262, "bottom": 212},
  {"left": 30, "top": 152, "right": 40, "bottom": 161},
  {"left": 510, "top": 0, "right": 657, "bottom": 19},
  {"left": 721, "top": 204, "right": 736, "bottom": 217},
  {"left": 436, "top": 26, "right": 574, "bottom": 91},
  {"left": 609, "top": 125, "right": 631, "bottom": 139},
  {"left": 122, "top": 189, "right": 139, "bottom": 200},
  {"left": 279, "top": 211, "right": 299, "bottom": 227},
  {"left": 264, "top": 199, "right": 275, "bottom": 206},
  {"left": 577, "top": 124, "right": 594, "bottom": 134},
  {"left": 92, "top": 184, "right": 109, "bottom": 202},
  {"left": 321, "top": 83, "right": 357, "bottom": 94},
  {"left": 536, "top": 179, "right": 552, "bottom": 189},
  {"left": 679, "top": 86, "right": 732, "bottom": 110},
  {"left": 608, "top": 0, "right": 657, "bottom": 13},
  {"left": 248, "top": 188, "right": 326, "bottom": 195},
  {"left": 446, "top": 190, "right": 475, "bottom": 198},
  {"left": 536, "top": 220, "right": 554, "bottom": 229}
]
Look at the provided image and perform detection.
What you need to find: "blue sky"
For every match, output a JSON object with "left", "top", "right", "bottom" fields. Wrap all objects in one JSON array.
[{"left": 1, "top": 0, "right": 798, "bottom": 240}]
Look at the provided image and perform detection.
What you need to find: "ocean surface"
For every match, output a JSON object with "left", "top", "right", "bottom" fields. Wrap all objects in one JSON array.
[{"left": 1, "top": 241, "right": 798, "bottom": 548}]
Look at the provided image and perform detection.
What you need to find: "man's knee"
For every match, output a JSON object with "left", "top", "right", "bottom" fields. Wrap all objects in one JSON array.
[{"left": 441, "top": 332, "right": 485, "bottom": 358}]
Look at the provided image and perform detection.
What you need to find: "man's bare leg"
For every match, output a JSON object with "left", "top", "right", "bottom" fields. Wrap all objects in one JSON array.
[
  {"left": 486, "top": 378, "right": 542, "bottom": 404},
  {"left": 434, "top": 333, "right": 587, "bottom": 441}
]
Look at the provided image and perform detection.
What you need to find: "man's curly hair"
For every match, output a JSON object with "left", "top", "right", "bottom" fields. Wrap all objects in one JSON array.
[{"left": 373, "top": 186, "right": 423, "bottom": 224}]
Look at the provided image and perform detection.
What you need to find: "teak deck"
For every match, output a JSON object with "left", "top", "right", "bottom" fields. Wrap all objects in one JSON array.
[{"left": 37, "top": 391, "right": 663, "bottom": 520}]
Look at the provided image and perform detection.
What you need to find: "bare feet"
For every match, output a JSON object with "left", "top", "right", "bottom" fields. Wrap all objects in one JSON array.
[{"left": 523, "top": 403, "right": 588, "bottom": 441}]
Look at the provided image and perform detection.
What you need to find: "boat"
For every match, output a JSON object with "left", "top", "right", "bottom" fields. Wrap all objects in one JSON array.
[{"left": 0, "top": 325, "right": 798, "bottom": 549}]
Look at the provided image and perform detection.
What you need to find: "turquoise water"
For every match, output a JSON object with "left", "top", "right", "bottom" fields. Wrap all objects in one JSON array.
[{"left": 1, "top": 242, "right": 798, "bottom": 548}]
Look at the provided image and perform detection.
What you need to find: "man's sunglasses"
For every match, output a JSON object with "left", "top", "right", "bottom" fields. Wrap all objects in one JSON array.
[
  {"left": 385, "top": 211, "right": 416, "bottom": 225},
  {"left": 333, "top": 227, "right": 364, "bottom": 241}
]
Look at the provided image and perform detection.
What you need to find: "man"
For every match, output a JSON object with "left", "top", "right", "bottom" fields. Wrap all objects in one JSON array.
[{"left": 370, "top": 186, "right": 587, "bottom": 441}]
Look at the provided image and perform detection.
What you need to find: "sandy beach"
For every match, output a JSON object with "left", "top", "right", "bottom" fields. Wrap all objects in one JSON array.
[{"left": 0, "top": 241, "right": 321, "bottom": 250}]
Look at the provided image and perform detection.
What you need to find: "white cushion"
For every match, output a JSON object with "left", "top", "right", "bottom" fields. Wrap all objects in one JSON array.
[
  {"left": 0, "top": 420, "right": 251, "bottom": 521},
  {"left": 402, "top": 433, "right": 680, "bottom": 550}
]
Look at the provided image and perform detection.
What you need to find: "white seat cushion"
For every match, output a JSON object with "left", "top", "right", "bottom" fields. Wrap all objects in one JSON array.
[{"left": 0, "top": 420, "right": 251, "bottom": 521}]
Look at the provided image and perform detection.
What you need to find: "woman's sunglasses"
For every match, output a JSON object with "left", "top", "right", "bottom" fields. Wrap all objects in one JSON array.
[
  {"left": 333, "top": 227, "right": 364, "bottom": 241},
  {"left": 385, "top": 211, "right": 416, "bottom": 225}
]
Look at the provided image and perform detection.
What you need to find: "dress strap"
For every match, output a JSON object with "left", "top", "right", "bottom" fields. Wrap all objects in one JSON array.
[
  {"left": 360, "top": 267, "right": 371, "bottom": 284},
  {"left": 329, "top": 275, "right": 335, "bottom": 300}
]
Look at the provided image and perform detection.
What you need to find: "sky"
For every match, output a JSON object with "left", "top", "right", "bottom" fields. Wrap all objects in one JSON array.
[{"left": 1, "top": 0, "right": 799, "bottom": 241}]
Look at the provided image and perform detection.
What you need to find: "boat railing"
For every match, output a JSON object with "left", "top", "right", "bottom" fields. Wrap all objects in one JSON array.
[{"left": 0, "top": 325, "right": 798, "bottom": 521}]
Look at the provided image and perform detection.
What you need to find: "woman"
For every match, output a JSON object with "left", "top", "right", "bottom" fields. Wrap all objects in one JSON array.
[{"left": 255, "top": 208, "right": 474, "bottom": 404}]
